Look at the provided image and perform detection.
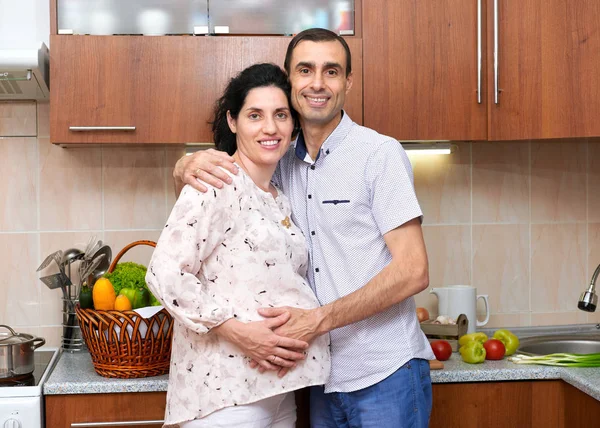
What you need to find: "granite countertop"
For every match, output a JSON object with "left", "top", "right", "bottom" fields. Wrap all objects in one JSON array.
[
  {"left": 431, "top": 358, "right": 600, "bottom": 400},
  {"left": 43, "top": 351, "right": 169, "bottom": 395},
  {"left": 43, "top": 349, "right": 600, "bottom": 401}
]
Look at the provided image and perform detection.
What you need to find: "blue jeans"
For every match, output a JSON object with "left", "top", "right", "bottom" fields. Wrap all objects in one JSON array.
[{"left": 310, "top": 358, "right": 432, "bottom": 428}]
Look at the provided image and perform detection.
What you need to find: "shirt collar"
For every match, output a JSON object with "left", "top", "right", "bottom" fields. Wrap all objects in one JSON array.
[{"left": 293, "top": 110, "right": 354, "bottom": 162}]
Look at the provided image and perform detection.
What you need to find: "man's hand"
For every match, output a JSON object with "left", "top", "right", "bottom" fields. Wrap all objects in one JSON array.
[
  {"left": 173, "top": 148, "right": 238, "bottom": 196},
  {"left": 213, "top": 312, "right": 308, "bottom": 372},
  {"left": 258, "top": 306, "right": 324, "bottom": 344}
]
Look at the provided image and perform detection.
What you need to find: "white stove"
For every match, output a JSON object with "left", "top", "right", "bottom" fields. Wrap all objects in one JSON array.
[{"left": 0, "top": 348, "right": 60, "bottom": 428}]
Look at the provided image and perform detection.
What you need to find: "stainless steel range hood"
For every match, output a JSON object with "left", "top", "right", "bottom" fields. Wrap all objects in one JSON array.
[{"left": 0, "top": 43, "right": 49, "bottom": 101}]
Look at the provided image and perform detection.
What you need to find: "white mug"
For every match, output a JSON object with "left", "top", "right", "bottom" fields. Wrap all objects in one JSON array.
[{"left": 430, "top": 285, "right": 490, "bottom": 334}]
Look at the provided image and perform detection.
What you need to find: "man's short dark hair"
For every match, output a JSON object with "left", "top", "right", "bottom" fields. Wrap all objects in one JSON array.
[{"left": 284, "top": 28, "right": 352, "bottom": 77}]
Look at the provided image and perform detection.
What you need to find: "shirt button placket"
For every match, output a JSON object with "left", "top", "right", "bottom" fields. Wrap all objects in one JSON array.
[{"left": 306, "top": 162, "right": 320, "bottom": 291}]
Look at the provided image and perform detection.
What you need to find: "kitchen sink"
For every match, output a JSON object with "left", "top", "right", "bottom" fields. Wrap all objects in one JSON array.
[{"left": 517, "top": 334, "right": 600, "bottom": 355}]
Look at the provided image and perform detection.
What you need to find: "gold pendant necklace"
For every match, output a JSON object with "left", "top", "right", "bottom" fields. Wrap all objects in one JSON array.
[{"left": 281, "top": 216, "right": 291, "bottom": 229}]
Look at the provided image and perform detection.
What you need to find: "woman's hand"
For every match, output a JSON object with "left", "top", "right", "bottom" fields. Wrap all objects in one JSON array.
[
  {"left": 213, "top": 312, "right": 308, "bottom": 372},
  {"left": 173, "top": 149, "right": 238, "bottom": 196}
]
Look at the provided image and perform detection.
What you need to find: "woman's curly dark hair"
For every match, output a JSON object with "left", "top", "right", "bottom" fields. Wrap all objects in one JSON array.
[{"left": 211, "top": 63, "right": 295, "bottom": 156}]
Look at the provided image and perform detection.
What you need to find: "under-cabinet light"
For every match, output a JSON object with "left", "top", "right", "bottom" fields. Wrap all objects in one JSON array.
[{"left": 401, "top": 142, "right": 452, "bottom": 155}]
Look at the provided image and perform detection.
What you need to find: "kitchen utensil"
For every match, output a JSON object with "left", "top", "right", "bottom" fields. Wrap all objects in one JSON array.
[
  {"left": 86, "top": 245, "right": 112, "bottom": 286},
  {"left": 79, "top": 239, "right": 101, "bottom": 280},
  {"left": 0, "top": 325, "right": 45, "bottom": 379},
  {"left": 36, "top": 250, "right": 63, "bottom": 272},
  {"left": 83, "top": 236, "right": 102, "bottom": 260},
  {"left": 62, "top": 248, "right": 84, "bottom": 301},
  {"left": 79, "top": 253, "right": 106, "bottom": 287},
  {"left": 430, "top": 285, "right": 489, "bottom": 334},
  {"left": 83, "top": 235, "right": 96, "bottom": 258},
  {"left": 39, "top": 272, "right": 72, "bottom": 294},
  {"left": 61, "top": 248, "right": 84, "bottom": 280}
]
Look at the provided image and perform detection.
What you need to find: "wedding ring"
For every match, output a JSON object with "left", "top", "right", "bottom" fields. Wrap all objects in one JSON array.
[
  {"left": 194, "top": 168, "right": 201, "bottom": 176},
  {"left": 270, "top": 355, "right": 277, "bottom": 363}
]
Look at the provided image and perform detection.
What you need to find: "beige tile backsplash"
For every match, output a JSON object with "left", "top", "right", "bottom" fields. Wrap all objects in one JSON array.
[
  {"left": 0, "top": 104, "right": 182, "bottom": 347},
  {"left": 472, "top": 142, "right": 529, "bottom": 223},
  {"left": 412, "top": 142, "right": 471, "bottom": 224},
  {"left": 1, "top": 103, "right": 600, "bottom": 348},
  {"left": 531, "top": 141, "right": 587, "bottom": 223},
  {"left": 412, "top": 141, "right": 600, "bottom": 329}
]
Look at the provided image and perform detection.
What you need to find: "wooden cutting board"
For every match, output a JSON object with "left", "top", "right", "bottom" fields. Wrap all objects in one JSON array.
[{"left": 429, "top": 359, "right": 444, "bottom": 370}]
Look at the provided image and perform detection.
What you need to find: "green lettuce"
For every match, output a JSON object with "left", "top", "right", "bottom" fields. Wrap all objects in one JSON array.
[{"left": 104, "top": 262, "right": 150, "bottom": 296}]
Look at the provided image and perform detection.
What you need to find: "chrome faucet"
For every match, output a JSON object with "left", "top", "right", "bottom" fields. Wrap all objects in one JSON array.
[{"left": 578, "top": 263, "right": 600, "bottom": 312}]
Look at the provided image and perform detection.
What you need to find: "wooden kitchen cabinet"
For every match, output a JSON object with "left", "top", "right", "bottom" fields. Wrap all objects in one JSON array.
[
  {"left": 45, "top": 390, "right": 310, "bottom": 428},
  {"left": 431, "top": 380, "right": 600, "bottom": 428},
  {"left": 363, "top": 0, "right": 488, "bottom": 141},
  {"left": 488, "top": 0, "right": 600, "bottom": 140},
  {"left": 364, "top": 0, "right": 600, "bottom": 141},
  {"left": 49, "top": 35, "right": 363, "bottom": 145},
  {"left": 45, "top": 391, "right": 167, "bottom": 427}
]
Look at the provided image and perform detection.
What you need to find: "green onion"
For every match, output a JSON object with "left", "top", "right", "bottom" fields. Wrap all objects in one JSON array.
[{"left": 509, "top": 353, "right": 600, "bottom": 367}]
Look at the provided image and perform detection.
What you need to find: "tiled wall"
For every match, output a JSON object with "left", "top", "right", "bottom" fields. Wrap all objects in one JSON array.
[
  {"left": 1, "top": 102, "right": 599, "bottom": 348},
  {"left": 0, "top": 101, "right": 184, "bottom": 347},
  {"left": 411, "top": 141, "right": 600, "bottom": 328}
]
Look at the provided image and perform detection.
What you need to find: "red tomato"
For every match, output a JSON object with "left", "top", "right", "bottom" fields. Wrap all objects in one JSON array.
[
  {"left": 430, "top": 340, "right": 452, "bottom": 361},
  {"left": 483, "top": 339, "right": 506, "bottom": 360}
]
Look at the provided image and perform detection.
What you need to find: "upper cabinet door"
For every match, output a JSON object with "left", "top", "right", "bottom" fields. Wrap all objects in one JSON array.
[
  {"left": 50, "top": 35, "right": 363, "bottom": 145},
  {"left": 56, "top": 0, "right": 354, "bottom": 36},
  {"left": 208, "top": 0, "right": 355, "bottom": 35},
  {"left": 363, "top": 0, "right": 487, "bottom": 141},
  {"left": 57, "top": 0, "right": 208, "bottom": 35},
  {"left": 51, "top": 35, "right": 220, "bottom": 144},
  {"left": 489, "top": 0, "right": 600, "bottom": 140}
]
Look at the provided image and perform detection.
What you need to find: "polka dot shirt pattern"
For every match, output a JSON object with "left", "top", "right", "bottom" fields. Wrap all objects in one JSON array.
[{"left": 274, "top": 112, "right": 435, "bottom": 393}]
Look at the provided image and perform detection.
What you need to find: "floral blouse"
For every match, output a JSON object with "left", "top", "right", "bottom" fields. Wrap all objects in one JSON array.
[{"left": 146, "top": 168, "right": 330, "bottom": 427}]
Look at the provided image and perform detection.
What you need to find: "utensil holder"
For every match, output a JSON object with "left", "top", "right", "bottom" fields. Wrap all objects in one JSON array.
[{"left": 62, "top": 297, "right": 86, "bottom": 352}]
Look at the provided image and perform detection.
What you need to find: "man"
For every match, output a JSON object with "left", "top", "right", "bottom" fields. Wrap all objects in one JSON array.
[{"left": 174, "top": 28, "right": 434, "bottom": 428}]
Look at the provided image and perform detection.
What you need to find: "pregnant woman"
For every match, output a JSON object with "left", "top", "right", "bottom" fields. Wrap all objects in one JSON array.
[{"left": 146, "top": 63, "right": 330, "bottom": 428}]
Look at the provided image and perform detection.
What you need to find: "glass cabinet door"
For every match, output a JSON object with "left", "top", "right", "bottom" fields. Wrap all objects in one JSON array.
[
  {"left": 208, "top": 0, "right": 354, "bottom": 35},
  {"left": 57, "top": 0, "right": 209, "bottom": 35}
]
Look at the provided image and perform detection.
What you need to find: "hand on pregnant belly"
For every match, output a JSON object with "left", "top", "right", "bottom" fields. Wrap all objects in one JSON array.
[
  {"left": 214, "top": 311, "right": 310, "bottom": 371},
  {"left": 258, "top": 306, "right": 323, "bottom": 345}
]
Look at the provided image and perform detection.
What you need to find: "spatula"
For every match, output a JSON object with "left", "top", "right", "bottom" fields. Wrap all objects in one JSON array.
[{"left": 36, "top": 250, "right": 64, "bottom": 272}]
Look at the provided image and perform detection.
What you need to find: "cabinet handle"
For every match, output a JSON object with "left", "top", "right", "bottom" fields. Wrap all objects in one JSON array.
[
  {"left": 69, "top": 127, "right": 136, "bottom": 131},
  {"left": 477, "top": 0, "right": 482, "bottom": 104},
  {"left": 493, "top": 0, "right": 500, "bottom": 104},
  {"left": 71, "top": 421, "right": 163, "bottom": 427}
]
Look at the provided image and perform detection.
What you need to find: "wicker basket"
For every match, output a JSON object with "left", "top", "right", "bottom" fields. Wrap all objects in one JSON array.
[{"left": 75, "top": 240, "right": 173, "bottom": 379}]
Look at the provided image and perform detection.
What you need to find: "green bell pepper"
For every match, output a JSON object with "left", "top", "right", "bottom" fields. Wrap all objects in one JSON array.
[
  {"left": 493, "top": 329, "right": 520, "bottom": 356},
  {"left": 458, "top": 332, "right": 488, "bottom": 347},
  {"left": 459, "top": 341, "right": 486, "bottom": 364}
]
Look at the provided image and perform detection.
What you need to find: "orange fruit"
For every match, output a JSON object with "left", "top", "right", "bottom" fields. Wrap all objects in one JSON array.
[
  {"left": 92, "top": 277, "right": 116, "bottom": 310},
  {"left": 114, "top": 294, "right": 132, "bottom": 311}
]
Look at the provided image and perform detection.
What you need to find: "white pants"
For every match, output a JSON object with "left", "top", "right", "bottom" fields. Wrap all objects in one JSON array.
[{"left": 180, "top": 392, "right": 296, "bottom": 428}]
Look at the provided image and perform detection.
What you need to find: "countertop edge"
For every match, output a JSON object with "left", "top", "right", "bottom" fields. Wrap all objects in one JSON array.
[
  {"left": 43, "top": 352, "right": 600, "bottom": 401},
  {"left": 43, "top": 380, "right": 170, "bottom": 395}
]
